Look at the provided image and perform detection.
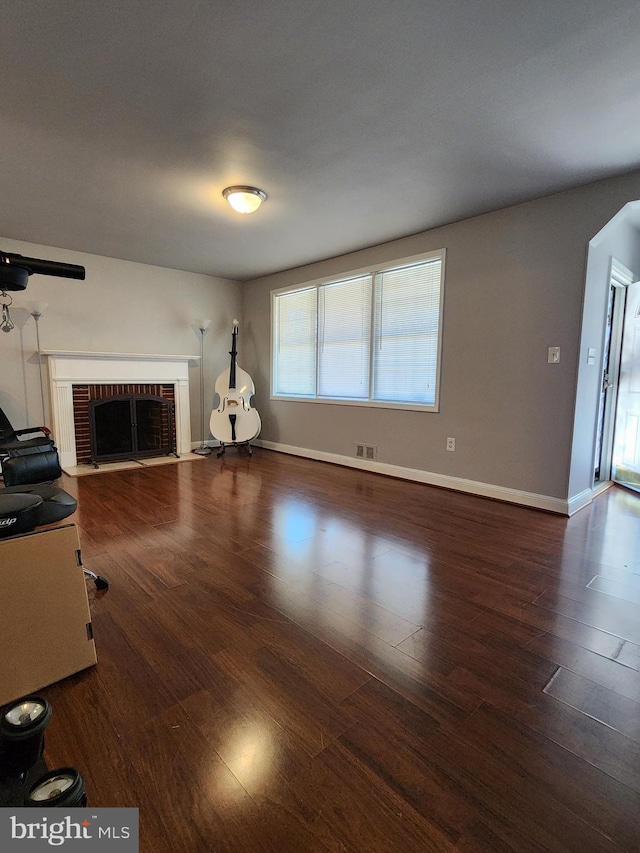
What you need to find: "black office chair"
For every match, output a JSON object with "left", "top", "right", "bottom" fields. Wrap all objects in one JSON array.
[
  {"left": 0, "top": 455, "right": 109, "bottom": 590},
  {"left": 1, "top": 449, "right": 62, "bottom": 487},
  {"left": 0, "top": 406, "right": 56, "bottom": 458}
]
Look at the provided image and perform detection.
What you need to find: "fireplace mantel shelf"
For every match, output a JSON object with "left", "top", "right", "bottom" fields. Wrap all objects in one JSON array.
[{"left": 43, "top": 350, "right": 199, "bottom": 362}]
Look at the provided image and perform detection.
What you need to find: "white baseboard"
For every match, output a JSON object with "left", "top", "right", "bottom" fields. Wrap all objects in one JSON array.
[
  {"left": 566, "top": 480, "right": 613, "bottom": 516},
  {"left": 566, "top": 487, "right": 593, "bottom": 516},
  {"left": 255, "top": 440, "right": 570, "bottom": 514}
]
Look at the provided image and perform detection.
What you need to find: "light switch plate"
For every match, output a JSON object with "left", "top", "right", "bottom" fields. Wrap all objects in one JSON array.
[{"left": 548, "top": 346, "right": 560, "bottom": 364}]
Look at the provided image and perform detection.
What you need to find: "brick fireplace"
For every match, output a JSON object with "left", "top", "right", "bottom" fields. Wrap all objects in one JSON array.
[
  {"left": 74, "top": 384, "right": 175, "bottom": 464},
  {"left": 43, "top": 351, "right": 194, "bottom": 469}
]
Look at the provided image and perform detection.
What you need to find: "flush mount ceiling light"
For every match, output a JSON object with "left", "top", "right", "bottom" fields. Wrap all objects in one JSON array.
[{"left": 222, "top": 185, "right": 267, "bottom": 214}]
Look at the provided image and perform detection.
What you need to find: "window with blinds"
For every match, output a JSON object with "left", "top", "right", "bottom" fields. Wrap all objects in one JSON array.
[
  {"left": 318, "top": 275, "right": 372, "bottom": 399},
  {"left": 273, "top": 287, "right": 316, "bottom": 396},
  {"left": 272, "top": 250, "right": 445, "bottom": 410}
]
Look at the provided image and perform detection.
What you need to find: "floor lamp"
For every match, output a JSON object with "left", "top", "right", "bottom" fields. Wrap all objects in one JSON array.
[
  {"left": 30, "top": 302, "right": 49, "bottom": 425},
  {"left": 194, "top": 318, "right": 212, "bottom": 455}
]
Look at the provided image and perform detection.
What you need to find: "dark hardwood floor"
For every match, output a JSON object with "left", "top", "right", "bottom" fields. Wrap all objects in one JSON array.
[{"left": 38, "top": 449, "right": 640, "bottom": 851}]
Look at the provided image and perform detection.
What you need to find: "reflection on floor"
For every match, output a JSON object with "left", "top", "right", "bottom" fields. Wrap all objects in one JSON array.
[{"left": 42, "top": 449, "right": 640, "bottom": 851}]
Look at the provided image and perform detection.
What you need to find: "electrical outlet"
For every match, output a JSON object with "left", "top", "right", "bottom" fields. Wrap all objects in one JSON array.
[
  {"left": 446, "top": 437, "right": 455, "bottom": 452},
  {"left": 357, "top": 443, "right": 377, "bottom": 460}
]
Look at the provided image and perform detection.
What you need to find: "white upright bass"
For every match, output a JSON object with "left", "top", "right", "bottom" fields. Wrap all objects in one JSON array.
[{"left": 209, "top": 320, "right": 261, "bottom": 455}]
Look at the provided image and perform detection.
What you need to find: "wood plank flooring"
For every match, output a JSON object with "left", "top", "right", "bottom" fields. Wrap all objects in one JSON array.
[{"left": 36, "top": 449, "right": 640, "bottom": 851}]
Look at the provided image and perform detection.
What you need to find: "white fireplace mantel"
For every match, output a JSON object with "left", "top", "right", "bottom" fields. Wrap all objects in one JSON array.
[{"left": 43, "top": 350, "right": 196, "bottom": 468}]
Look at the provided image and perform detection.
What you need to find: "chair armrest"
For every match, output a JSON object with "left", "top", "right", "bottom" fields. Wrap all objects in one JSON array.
[
  {"left": 2, "top": 450, "right": 62, "bottom": 486},
  {"left": 13, "top": 426, "right": 52, "bottom": 437}
]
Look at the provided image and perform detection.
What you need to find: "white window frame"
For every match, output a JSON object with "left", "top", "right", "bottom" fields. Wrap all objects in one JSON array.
[{"left": 271, "top": 249, "right": 446, "bottom": 412}]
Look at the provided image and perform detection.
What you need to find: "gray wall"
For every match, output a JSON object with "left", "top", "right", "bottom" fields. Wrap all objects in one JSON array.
[
  {"left": 4, "top": 168, "right": 640, "bottom": 500},
  {"left": 0, "top": 237, "right": 241, "bottom": 443},
  {"left": 242, "top": 170, "right": 640, "bottom": 501}
]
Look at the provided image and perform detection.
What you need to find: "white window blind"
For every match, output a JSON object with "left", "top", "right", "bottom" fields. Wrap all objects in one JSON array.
[
  {"left": 372, "top": 259, "right": 442, "bottom": 405},
  {"left": 318, "top": 275, "right": 372, "bottom": 399},
  {"left": 272, "top": 250, "right": 445, "bottom": 409},
  {"left": 274, "top": 287, "right": 316, "bottom": 396}
]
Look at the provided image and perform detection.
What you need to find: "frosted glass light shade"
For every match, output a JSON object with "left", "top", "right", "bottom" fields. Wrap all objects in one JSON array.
[
  {"left": 30, "top": 302, "right": 49, "bottom": 317},
  {"left": 195, "top": 318, "right": 212, "bottom": 331},
  {"left": 222, "top": 186, "right": 267, "bottom": 214}
]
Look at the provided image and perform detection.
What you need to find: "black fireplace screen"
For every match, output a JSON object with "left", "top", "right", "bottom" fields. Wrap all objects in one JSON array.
[{"left": 89, "top": 394, "right": 175, "bottom": 464}]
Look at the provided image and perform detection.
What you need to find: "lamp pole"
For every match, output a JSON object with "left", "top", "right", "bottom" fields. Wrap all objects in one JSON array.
[
  {"left": 30, "top": 303, "right": 49, "bottom": 425},
  {"left": 194, "top": 319, "right": 212, "bottom": 455}
]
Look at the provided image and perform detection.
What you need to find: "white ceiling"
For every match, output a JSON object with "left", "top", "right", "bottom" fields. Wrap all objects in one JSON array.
[{"left": 1, "top": 0, "right": 640, "bottom": 281}]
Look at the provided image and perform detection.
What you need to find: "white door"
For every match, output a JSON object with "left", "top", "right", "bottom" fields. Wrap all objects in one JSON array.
[{"left": 612, "top": 280, "right": 640, "bottom": 490}]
